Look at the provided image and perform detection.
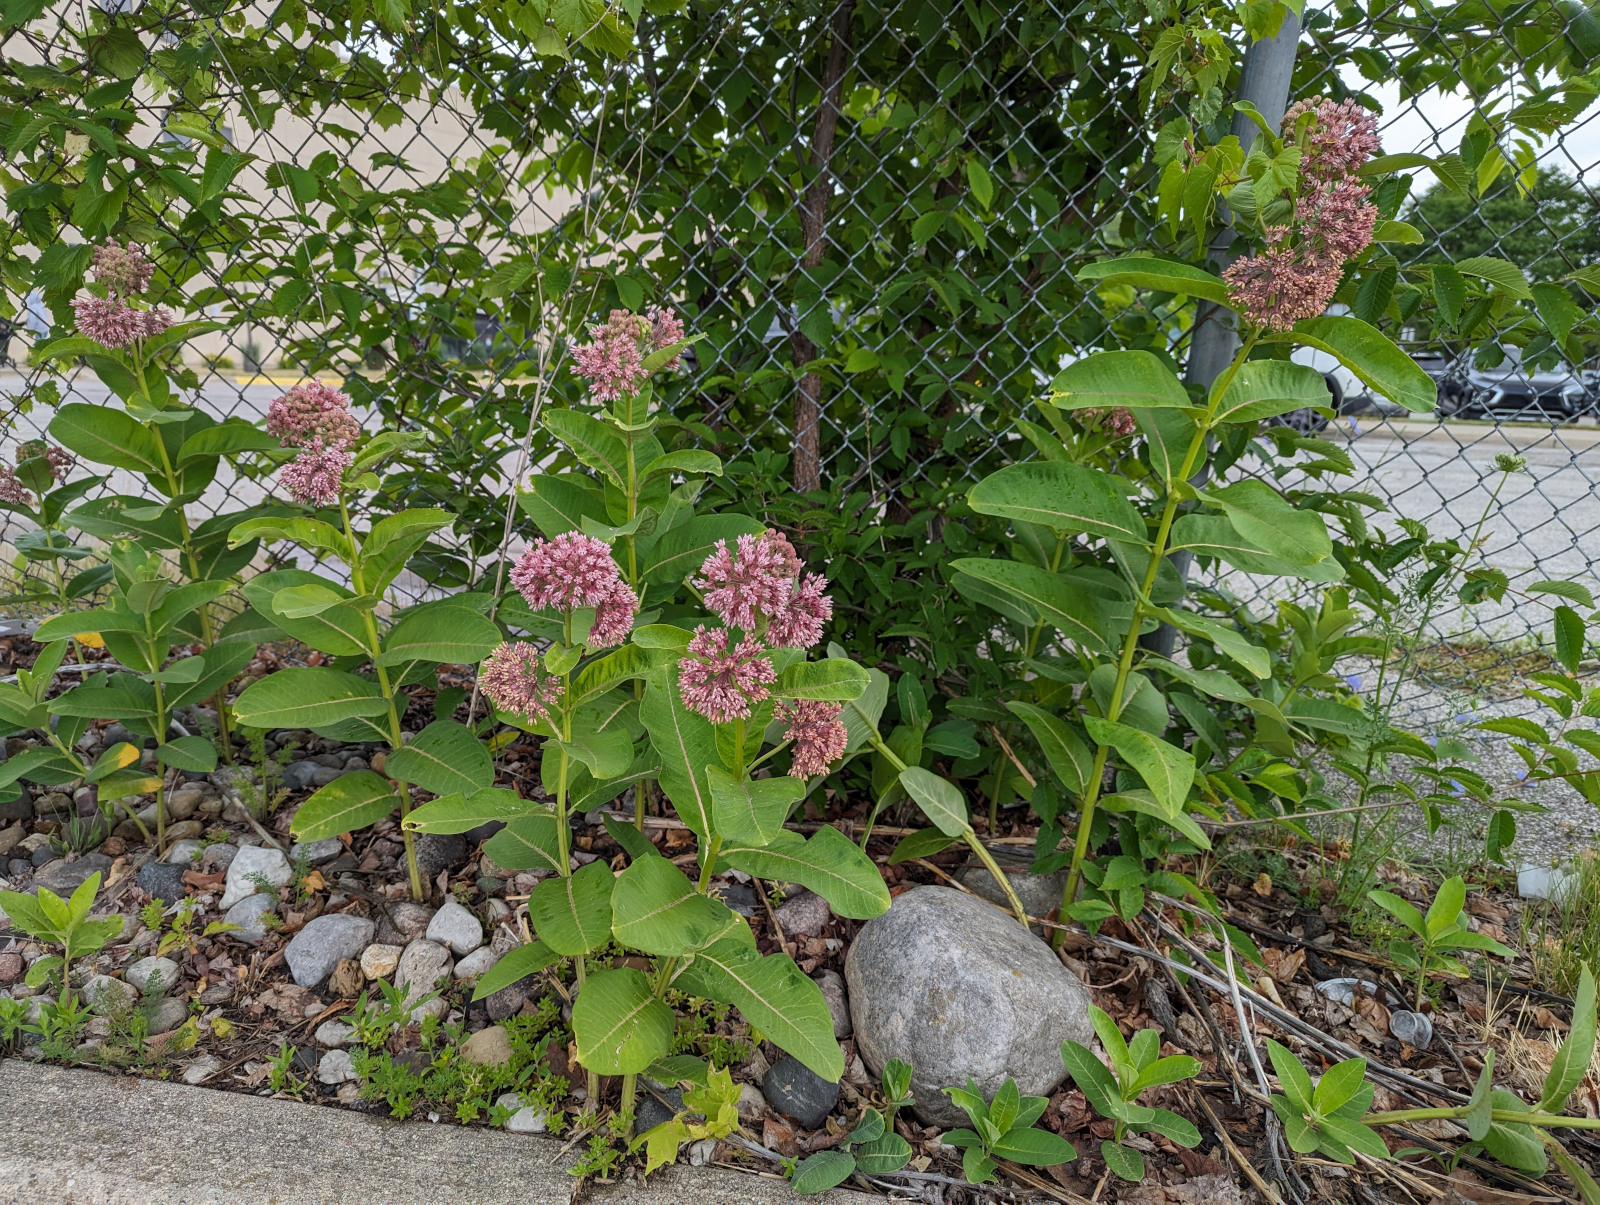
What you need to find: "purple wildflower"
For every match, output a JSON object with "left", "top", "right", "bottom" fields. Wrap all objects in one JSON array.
[
  {"left": 277, "top": 441, "right": 352, "bottom": 507},
  {"left": 1283, "top": 98, "right": 1382, "bottom": 182},
  {"left": 267, "top": 383, "right": 363, "bottom": 452},
  {"left": 570, "top": 306, "right": 686, "bottom": 402},
  {"left": 510, "top": 531, "right": 626, "bottom": 614}
]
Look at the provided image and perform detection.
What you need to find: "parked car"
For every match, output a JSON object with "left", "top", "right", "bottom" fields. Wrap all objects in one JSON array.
[
  {"left": 1282, "top": 345, "right": 1398, "bottom": 433},
  {"left": 1421, "top": 347, "right": 1600, "bottom": 420}
]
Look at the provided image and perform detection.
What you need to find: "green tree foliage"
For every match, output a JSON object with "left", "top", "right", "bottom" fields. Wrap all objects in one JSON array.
[{"left": 1408, "top": 169, "right": 1600, "bottom": 281}]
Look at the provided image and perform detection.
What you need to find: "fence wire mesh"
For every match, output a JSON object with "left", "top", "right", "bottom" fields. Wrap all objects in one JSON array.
[{"left": 2, "top": 0, "right": 1599, "bottom": 728}]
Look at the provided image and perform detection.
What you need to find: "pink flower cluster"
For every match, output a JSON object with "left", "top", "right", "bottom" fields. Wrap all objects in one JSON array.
[
  {"left": 478, "top": 641, "right": 564, "bottom": 724},
  {"left": 71, "top": 242, "right": 171, "bottom": 350},
  {"left": 1223, "top": 98, "right": 1382, "bottom": 331},
  {"left": 678, "top": 528, "right": 847, "bottom": 772},
  {"left": 694, "top": 530, "right": 832, "bottom": 649},
  {"left": 72, "top": 296, "right": 171, "bottom": 350},
  {"left": 777, "top": 699, "right": 850, "bottom": 778},
  {"left": 267, "top": 383, "right": 364, "bottom": 450},
  {"left": 677, "top": 627, "right": 778, "bottom": 724},
  {"left": 1283, "top": 97, "right": 1382, "bottom": 182},
  {"left": 1077, "top": 406, "right": 1138, "bottom": 438},
  {"left": 0, "top": 442, "right": 72, "bottom": 507},
  {"left": 570, "top": 306, "right": 686, "bottom": 402},
  {"left": 17, "top": 440, "right": 72, "bottom": 481},
  {"left": 267, "top": 383, "right": 362, "bottom": 507},
  {"left": 509, "top": 531, "right": 638, "bottom": 648}
]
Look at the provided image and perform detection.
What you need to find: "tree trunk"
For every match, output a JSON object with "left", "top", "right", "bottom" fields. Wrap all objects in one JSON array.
[{"left": 789, "top": 0, "right": 855, "bottom": 494}]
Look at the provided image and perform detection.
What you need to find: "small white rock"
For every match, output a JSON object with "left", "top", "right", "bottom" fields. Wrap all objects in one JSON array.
[
  {"left": 317, "top": 1048, "right": 357, "bottom": 1085},
  {"left": 163, "top": 839, "right": 206, "bottom": 865},
  {"left": 183, "top": 1054, "right": 221, "bottom": 1084},
  {"left": 496, "top": 1092, "right": 548, "bottom": 1133},
  {"left": 425, "top": 899, "right": 484, "bottom": 956},
  {"left": 315, "top": 1019, "right": 356, "bottom": 1049},
  {"left": 124, "top": 956, "right": 180, "bottom": 997},
  {"left": 81, "top": 974, "right": 138, "bottom": 1016},
  {"left": 219, "top": 845, "right": 292, "bottom": 910},
  {"left": 453, "top": 947, "right": 502, "bottom": 982}
]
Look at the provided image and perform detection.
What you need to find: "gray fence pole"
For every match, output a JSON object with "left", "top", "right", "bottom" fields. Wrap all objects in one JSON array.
[{"left": 1146, "top": 14, "right": 1302, "bottom": 655}]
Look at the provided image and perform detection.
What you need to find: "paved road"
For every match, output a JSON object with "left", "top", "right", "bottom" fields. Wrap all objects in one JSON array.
[{"left": 1220, "top": 414, "right": 1600, "bottom": 644}]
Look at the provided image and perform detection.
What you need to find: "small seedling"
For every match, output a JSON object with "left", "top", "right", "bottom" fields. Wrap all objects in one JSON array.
[
  {"left": 942, "top": 1076, "right": 1077, "bottom": 1186},
  {"left": 631, "top": 1059, "right": 741, "bottom": 1175},
  {"left": 0, "top": 872, "right": 123, "bottom": 1008},
  {"left": 1060, "top": 1006, "right": 1202, "bottom": 1181},
  {"left": 789, "top": 1057, "right": 918, "bottom": 1193},
  {"left": 1368, "top": 876, "right": 1514, "bottom": 1008}
]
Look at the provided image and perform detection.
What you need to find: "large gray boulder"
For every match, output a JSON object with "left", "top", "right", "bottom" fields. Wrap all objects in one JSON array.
[{"left": 844, "top": 885, "right": 1093, "bottom": 1127}]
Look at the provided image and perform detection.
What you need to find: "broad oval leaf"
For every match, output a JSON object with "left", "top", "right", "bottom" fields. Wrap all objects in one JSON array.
[
  {"left": 1539, "top": 964, "right": 1597, "bottom": 1111},
  {"left": 469, "top": 940, "right": 559, "bottom": 1002},
  {"left": 790, "top": 1151, "right": 856, "bottom": 1194},
  {"left": 948, "top": 559, "right": 1110, "bottom": 654},
  {"left": 1076, "top": 256, "right": 1232, "bottom": 306},
  {"left": 722, "top": 826, "right": 891, "bottom": 918},
  {"left": 529, "top": 860, "right": 615, "bottom": 955},
  {"left": 898, "top": 767, "right": 971, "bottom": 837},
  {"left": 404, "top": 788, "right": 538, "bottom": 834},
  {"left": 967, "top": 462, "right": 1147, "bottom": 543},
  {"left": 610, "top": 855, "right": 743, "bottom": 955},
  {"left": 1168, "top": 514, "right": 1345, "bottom": 582},
  {"left": 572, "top": 966, "right": 675, "bottom": 1075},
  {"left": 709, "top": 766, "right": 804, "bottom": 846},
  {"left": 642, "top": 513, "right": 768, "bottom": 586},
  {"left": 290, "top": 771, "right": 399, "bottom": 840},
  {"left": 1049, "top": 349, "right": 1191, "bottom": 412},
  {"left": 642, "top": 667, "right": 718, "bottom": 840},
  {"left": 675, "top": 937, "right": 843, "bottom": 1081},
  {"left": 483, "top": 814, "right": 567, "bottom": 874},
  {"left": 386, "top": 719, "right": 494, "bottom": 796},
  {"left": 1286, "top": 315, "right": 1437, "bottom": 414},
  {"left": 234, "top": 668, "right": 388, "bottom": 731},
  {"left": 1005, "top": 701, "right": 1093, "bottom": 796},
  {"left": 1212, "top": 360, "right": 1331, "bottom": 424},
  {"left": 774, "top": 658, "right": 869, "bottom": 703},
  {"left": 50, "top": 403, "right": 163, "bottom": 474},
  {"left": 1203, "top": 480, "right": 1333, "bottom": 567},
  {"left": 376, "top": 603, "right": 501, "bottom": 668},
  {"left": 1083, "top": 717, "right": 1194, "bottom": 817}
]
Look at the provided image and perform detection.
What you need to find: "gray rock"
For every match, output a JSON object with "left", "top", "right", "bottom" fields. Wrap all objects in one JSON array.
[
  {"left": 164, "top": 839, "right": 206, "bottom": 865},
  {"left": 1389, "top": 1010, "right": 1434, "bottom": 1050},
  {"left": 737, "top": 1083, "right": 769, "bottom": 1120},
  {"left": 31, "top": 846, "right": 56, "bottom": 867},
  {"left": 774, "top": 890, "right": 831, "bottom": 937},
  {"left": 183, "top": 1054, "right": 221, "bottom": 1084},
  {"left": 201, "top": 844, "right": 237, "bottom": 873},
  {"left": 223, "top": 893, "right": 277, "bottom": 945},
  {"left": 484, "top": 976, "right": 534, "bottom": 1022},
  {"left": 317, "top": 1048, "right": 357, "bottom": 1085},
  {"left": 395, "top": 939, "right": 453, "bottom": 1020},
  {"left": 31, "top": 854, "right": 112, "bottom": 897},
  {"left": 374, "top": 902, "right": 435, "bottom": 946},
  {"left": 125, "top": 957, "right": 180, "bottom": 996},
  {"left": 219, "top": 845, "right": 291, "bottom": 910},
  {"left": 32, "top": 792, "right": 72, "bottom": 820},
  {"left": 497, "top": 1092, "right": 548, "bottom": 1133},
  {"left": 315, "top": 1020, "right": 355, "bottom": 1048},
  {"left": 814, "top": 970, "right": 851, "bottom": 1039},
  {"left": 144, "top": 996, "right": 188, "bottom": 1036},
  {"left": 425, "top": 899, "right": 483, "bottom": 955},
  {"left": 282, "top": 761, "right": 321, "bottom": 792},
  {"left": 82, "top": 975, "right": 138, "bottom": 1016},
  {"left": 290, "top": 838, "right": 343, "bottom": 866},
  {"left": 136, "top": 862, "right": 187, "bottom": 905},
  {"left": 762, "top": 1057, "right": 839, "bottom": 1130},
  {"left": 311, "top": 765, "right": 345, "bottom": 787},
  {"left": 956, "top": 863, "right": 1066, "bottom": 929},
  {"left": 845, "top": 885, "right": 1094, "bottom": 1127},
  {"left": 0, "top": 794, "right": 31, "bottom": 823},
  {"left": 454, "top": 947, "right": 501, "bottom": 981},
  {"left": 166, "top": 785, "right": 206, "bottom": 820},
  {"left": 284, "top": 914, "right": 376, "bottom": 988},
  {"left": 416, "top": 833, "right": 468, "bottom": 883},
  {"left": 104, "top": 722, "right": 146, "bottom": 749},
  {"left": 636, "top": 1085, "right": 683, "bottom": 1133}
]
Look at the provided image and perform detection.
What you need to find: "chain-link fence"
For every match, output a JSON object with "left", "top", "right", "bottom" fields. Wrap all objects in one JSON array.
[{"left": 3, "top": 0, "right": 1599, "bottom": 720}]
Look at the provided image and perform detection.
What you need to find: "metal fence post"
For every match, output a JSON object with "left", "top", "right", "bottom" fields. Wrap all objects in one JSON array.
[{"left": 1145, "top": 13, "right": 1302, "bottom": 656}]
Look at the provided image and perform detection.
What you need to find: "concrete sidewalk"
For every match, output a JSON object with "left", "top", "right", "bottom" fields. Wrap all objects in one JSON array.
[{"left": 0, "top": 1060, "right": 879, "bottom": 1205}]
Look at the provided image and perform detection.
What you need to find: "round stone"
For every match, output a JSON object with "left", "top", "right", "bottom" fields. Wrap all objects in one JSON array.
[
  {"left": 284, "top": 914, "right": 376, "bottom": 988},
  {"left": 844, "top": 885, "right": 1094, "bottom": 1127},
  {"left": 359, "top": 943, "right": 403, "bottom": 980}
]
